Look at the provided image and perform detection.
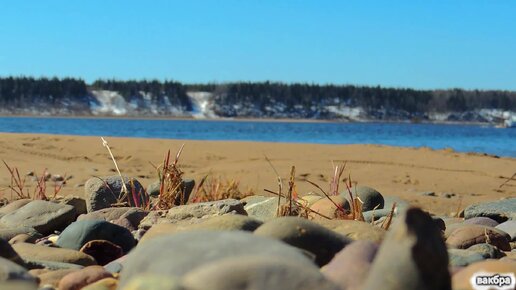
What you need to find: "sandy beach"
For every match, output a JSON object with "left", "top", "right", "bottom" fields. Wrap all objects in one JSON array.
[{"left": 0, "top": 132, "right": 514, "bottom": 216}]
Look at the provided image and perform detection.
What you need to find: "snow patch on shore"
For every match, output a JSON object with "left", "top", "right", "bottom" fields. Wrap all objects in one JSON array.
[
  {"left": 187, "top": 91, "right": 217, "bottom": 118},
  {"left": 90, "top": 90, "right": 128, "bottom": 115}
]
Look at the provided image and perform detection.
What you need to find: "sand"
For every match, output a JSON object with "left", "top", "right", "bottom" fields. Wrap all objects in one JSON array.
[{"left": 0, "top": 132, "right": 514, "bottom": 216}]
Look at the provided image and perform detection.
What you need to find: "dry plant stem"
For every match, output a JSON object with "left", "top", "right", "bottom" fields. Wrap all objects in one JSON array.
[
  {"left": 264, "top": 155, "right": 284, "bottom": 217},
  {"left": 381, "top": 202, "right": 397, "bottom": 230},
  {"left": 2, "top": 160, "right": 28, "bottom": 199},
  {"left": 330, "top": 163, "right": 346, "bottom": 196},
  {"left": 306, "top": 179, "right": 348, "bottom": 215},
  {"left": 287, "top": 166, "right": 296, "bottom": 216},
  {"left": 499, "top": 172, "right": 516, "bottom": 188},
  {"left": 264, "top": 189, "right": 332, "bottom": 220},
  {"left": 101, "top": 137, "right": 128, "bottom": 196}
]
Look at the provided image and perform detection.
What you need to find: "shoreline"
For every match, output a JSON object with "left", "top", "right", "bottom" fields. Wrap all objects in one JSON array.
[{"left": 0, "top": 114, "right": 494, "bottom": 127}]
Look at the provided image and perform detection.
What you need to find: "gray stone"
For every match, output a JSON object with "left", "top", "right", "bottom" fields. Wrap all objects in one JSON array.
[
  {"left": 321, "top": 241, "right": 378, "bottom": 290},
  {"left": 164, "top": 199, "right": 247, "bottom": 221},
  {"left": 0, "top": 228, "right": 42, "bottom": 242},
  {"left": 182, "top": 256, "right": 340, "bottom": 290},
  {"left": 463, "top": 216, "right": 499, "bottom": 227},
  {"left": 362, "top": 208, "right": 451, "bottom": 290},
  {"left": 254, "top": 217, "right": 351, "bottom": 266},
  {"left": 467, "top": 243, "right": 506, "bottom": 259},
  {"left": 58, "top": 196, "right": 87, "bottom": 216},
  {"left": 12, "top": 243, "right": 96, "bottom": 267},
  {"left": 84, "top": 175, "right": 146, "bottom": 212},
  {"left": 242, "top": 196, "right": 281, "bottom": 222},
  {"left": 23, "top": 259, "right": 84, "bottom": 270},
  {"left": 464, "top": 198, "right": 516, "bottom": 223},
  {"left": 56, "top": 220, "right": 136, "bottom": 254},
  {"left": 0, "top": 200, "right": 76, "bottom": 235},
  {"left": 448, "top": 249, "right": 485, "bottom": 267},
  {"left": 496, "top": 220, "right": 516, "bottom": 241},
  {"left": 0, "top": 256, "right": 37, "bottom": 284},
  {"left": 0, "top": 199, "right": 32, "bottom": 218},
  {"left": 362, "top": 196, "right": 409, "bottom": 221},
  {"left": 78, "top": 207, "right": 148, "bottom": 229},
  {"left": 118, "top": 231, "right": 316, "bottom": 288},
  {"left": 351, "top": 186, "right": 384, "bottom": 211}
]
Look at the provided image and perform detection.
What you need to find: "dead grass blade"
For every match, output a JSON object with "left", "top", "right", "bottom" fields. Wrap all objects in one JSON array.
[{"left": 381, "top": 202, "right": 397, "bottom": 230}]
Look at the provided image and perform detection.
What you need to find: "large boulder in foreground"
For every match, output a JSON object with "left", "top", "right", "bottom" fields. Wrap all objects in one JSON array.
[
  {"left": 118, "top": 231, "right": 315, "bottom": 288},
  {"left": 0, "top": 200, "right": 76, "bottom": 235},
  {"left": 362, "top": 208, "right": 451, "bottom": 290},
  {"left": 84, "top": 176, "right": 146, "bottom": 212},
  {"left": 0, "top": 256, "right": 37, "bottom": 284}
]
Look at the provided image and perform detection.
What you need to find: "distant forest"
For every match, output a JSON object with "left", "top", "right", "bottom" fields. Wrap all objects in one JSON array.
[{"left": 1, "top": 76, "right": 515, "bottom": 116}]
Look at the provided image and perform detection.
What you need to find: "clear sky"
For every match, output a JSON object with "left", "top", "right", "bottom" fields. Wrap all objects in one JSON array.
[{"left": 0, "top": 1, "right": 515, "bottom": 90}]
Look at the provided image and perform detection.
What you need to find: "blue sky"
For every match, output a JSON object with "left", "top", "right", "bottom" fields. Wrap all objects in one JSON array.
[{"left": 0, "top": 1, "right": 515, "bottom": 90}]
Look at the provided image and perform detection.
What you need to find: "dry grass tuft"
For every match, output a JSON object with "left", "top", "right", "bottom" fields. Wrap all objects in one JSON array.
[{"left": 191, "top": 176, "right": 254, "bottom": 203}]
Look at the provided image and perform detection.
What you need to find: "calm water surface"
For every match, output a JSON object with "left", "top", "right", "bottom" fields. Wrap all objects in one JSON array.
[{"left": 0, "top": 117, "right": 515, "bottom": 157}]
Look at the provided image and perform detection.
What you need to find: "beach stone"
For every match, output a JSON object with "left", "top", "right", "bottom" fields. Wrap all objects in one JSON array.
[
  {"left": 433, "top": 217, "right": 446, "bottom": 231},
  {"left": 0, "top": 199, "right": 32, "bottom": 218},
  {"left": 464, "top": 198, "right": 516, "bottom": 223},
  {"left": 121, "top": 275, "right": 183, "bottom": 290},
  {"left": 58, "top": 265, "right": 113, "bottom": 290},
  {"left": 0, "top": 200, "right": 76, "bottom": 235},
  {"left": 164, "top": 199, "right": 247, "bottom": 221},
  {"left": 58, "top": 196, "right": 87, "bottom": 216},
  {"left": 254, "top": 216, "right": 351, "bottom": 266},
  {"left": 315, "top": 219, "right": 386, "bottom": 243},
  {"left": 463, "top": 216, "right": 499, "bottom": 227},
  {"left": 0, "top": 281, "right": 37, "bottom": 290},
  {"left": 467, "top": 243, "right": 506, "bottom": 259},
  {"left": 80, "top": 240, "right": 123, "bottom": 266},
  {"left": 36, "top": 269, "right": 78, "bottom": 288},
  {"left": 496, "top": 220, "right": 516, "bottom": 241},
  {"left": 182, "top": 256, "right": 340, "bottom": 290},
  {"left": 0, "top": 227, "right": 42, "bottom": 242},
  {"left": 9, "top": 234, "right": 40, "bottom": 244},
  {"left": 309, "top": 196, "right": 351, "bottom": 219},
  {"left": 242, "top": 196, "right": 282, "bottom": 222},
  {"left": 446, "top": 224, "right": 511, "bottom": 251},
  {"left": 0, "top": 256, "right": 37, "bottom": 284},
  {"left": 57, "top": 220, "right": 136, "bottom": 254},
  {"left": 0, "top": 238, "right": 25, "bottom": 266},
  {"left": 352, "top": 186, "right": 384, "bottom": 211},
  {"left": 140, "top": 215, "right": 262, "bottom": 243},
  {"left": 362, "top": 196, "right": 409, "bottom": 221},
  {"left": 103, "top": 256, "right": 126, "bottom": 274},
  {"left": 84, "top": 175, "right": 146, "bottom": 212},
  {"left": 448, "top": 249, "right": 485, "bottom": 267},
  {"left": 24, "top": 259, "right": 84, "bottom": 271},
  {"left": 82, "top": 277, "right": 118, "bottom": 290},
  {"left": 452, "top": 260, "right": 516, "bottom": 290},
  {"left": 12, "top": 243, "right": 96, "bottom": 267},
  {"left": 118, "top": 231, "right": 315, "bottom": 288},
  {"left": 362, "top": 207, "right": 451, "bottom": 290},
  {"left": 321, "top": 241, "right": 378, "bottom": 290},
  {"left": 78, "top": 207, "right": 149, "bottom": 230}
]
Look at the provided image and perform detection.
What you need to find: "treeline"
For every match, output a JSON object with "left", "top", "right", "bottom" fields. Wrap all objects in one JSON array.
[
  {"left": 0, "top": 76, "right": 88, "bottom": 106},
  {"left": 187, "top": 82, "right": 516, "bottom": 114},
  {"left": 1, "top": 77, "right": 515, "bottom": 116},
  {"left": 92, "top": 79, "right": 192, "bottom": 110}
]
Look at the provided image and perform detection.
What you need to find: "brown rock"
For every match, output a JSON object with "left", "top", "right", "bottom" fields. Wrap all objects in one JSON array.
[
  {"left": 58, "top": 265, "right": 113, "bottom": 290},
  {"left": 12, "top": 243, "right": 97, "bottom": 266},
  {"left": 322, "top": 240, "right": 378, "bottom": 290},
  {"left": 36, "top": 269, "right": 78, "bottom": 288},
  {"left": 446, "top": 225, "right": 511, "bottom": 251},
  {"left": 309, "top": 196, "right": 350, "bottom": 220},
  {"left": 9, "top": 234, "right": 39, "bottom": 244},
  {"left": 82, "top": 277, "right": 118, "bottom": 290},
  {"left": 80, "top": 240, "right": 123, "bottom": 266}
]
